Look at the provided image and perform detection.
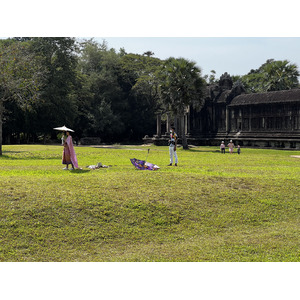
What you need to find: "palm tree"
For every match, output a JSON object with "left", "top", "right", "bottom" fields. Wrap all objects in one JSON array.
[
  {"left": 241, "top": 59, "right": 299, "bottom": 93},
  {"left": 143, "top": 51, "right": 155, "bottom": 57},
  {"left": 158, "top": 57, "right": 206, "bottom": 149},
  {"left": 262, "top": 60, "right": 299, "bottom": 91}
]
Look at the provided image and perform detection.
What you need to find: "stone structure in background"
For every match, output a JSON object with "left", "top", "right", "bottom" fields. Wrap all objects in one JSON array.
[
  {"left": 147, "top": 72, "right": 300, "bottom": 149},
  {"left": 80, "top": 137, "right": 101, "bottom": 145}
]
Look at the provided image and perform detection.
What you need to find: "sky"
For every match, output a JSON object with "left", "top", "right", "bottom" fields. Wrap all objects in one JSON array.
[
  {"left": 2, "top": 0, "right": 300, "bottom": 81},
  {"left": 93, "top": 37, "right": 300, "bottom": 78}
]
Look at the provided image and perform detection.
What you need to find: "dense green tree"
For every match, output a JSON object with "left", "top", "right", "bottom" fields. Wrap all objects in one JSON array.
[
  {"left": 76, "top": 39, "right": 127, "bottom": 142},
  {"left": 76, "top": 40, "right": 163, "bottom": 142},
  {"left": 158, "top": 57, "right": 206, "bottom": 149},
  {"left": 241, "top": 59, "right": 299, "bottom": 93},
  {"left": 0, "top": 39, "right": 45, "bottom": 155},
  {"left": 120, "top": 53, "right": 163, "bottom": 140},
  {"left": 204, "top": 70, "right": 217, "bottom": 84},
  {"left": 29, "top": 37, "right": 79, "bottom": 141}
]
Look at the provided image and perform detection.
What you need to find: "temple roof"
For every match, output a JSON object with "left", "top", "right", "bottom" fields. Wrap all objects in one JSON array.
[
  {"left": 217, "top": 90, "right": 231, "bottom": 103},
  {"left": 229, "top": 88, "right": 300, "bottom": 106}
]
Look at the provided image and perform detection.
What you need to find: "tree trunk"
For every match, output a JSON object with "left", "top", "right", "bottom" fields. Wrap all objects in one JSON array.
[
  {"left": 180, "top": 113, "right": 189, "bottom": 149},
  {"left": 156, "top": 113, "right": 161, "bottom": 137}
]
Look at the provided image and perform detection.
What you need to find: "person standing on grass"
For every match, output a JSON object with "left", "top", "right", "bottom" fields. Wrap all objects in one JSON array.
[
  {"left": 220, "top": 141, "right": 226, "bottom": 154},
  {"left": 62, "top": 131, "right": 79, "bottom": 170},
  {"left": 168, "top": 126, "right": 178, "bottom": 166},
  {"left": 227, "top": 139, "right": 235, "bottom": 154},
  {"left": 237, "top": 145, "right": 241, "bottom": 155}
]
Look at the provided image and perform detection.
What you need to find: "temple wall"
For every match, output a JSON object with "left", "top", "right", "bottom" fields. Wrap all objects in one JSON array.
[
  {"left": 148, "top": 72, "right": 300, "bottom": 149},
  {"left": 186, "top": 100, "right": 300, "bottom": 149},
  {"left": 228, "top": 103, "right": 300, "bottom": 134}
]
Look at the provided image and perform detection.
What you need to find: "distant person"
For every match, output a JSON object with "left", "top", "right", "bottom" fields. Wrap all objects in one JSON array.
[
  {"left": 227, "top": 140, "right": 235, "bottom": 154},
  {"left": 237, "top": 145, "right": 241, "bottom": 155},
  {"left": 168, "top": 126, "right": 178, "bottom": 166},
  {"left": 62, "top": 131, "right": 79, "bottom": 170},
  {"left": 220, "top": 141, "right": 226, "bottom": 154}
]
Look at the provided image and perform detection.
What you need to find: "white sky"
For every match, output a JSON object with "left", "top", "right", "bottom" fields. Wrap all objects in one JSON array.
[{"left": 2, "top": 1, "right": 300, "bottom": 80}]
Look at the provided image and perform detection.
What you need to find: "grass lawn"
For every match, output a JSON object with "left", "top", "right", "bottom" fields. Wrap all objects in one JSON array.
[{"left": 0, "top": 144, "right": 299, "bottom": 261}]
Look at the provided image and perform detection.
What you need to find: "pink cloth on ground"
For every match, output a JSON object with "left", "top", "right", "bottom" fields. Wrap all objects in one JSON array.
[{"left": 66, "top": 135, "right": 79, "bottom": 168}]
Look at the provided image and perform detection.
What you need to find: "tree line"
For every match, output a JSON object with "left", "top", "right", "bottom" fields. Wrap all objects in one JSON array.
[{"left": 0, "top": 37, "right": 299, "bottom": 155}]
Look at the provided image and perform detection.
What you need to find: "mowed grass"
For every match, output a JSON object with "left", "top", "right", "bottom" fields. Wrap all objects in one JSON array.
[{"left": 0, "top": 144, "right": 299, "bottom": 262}]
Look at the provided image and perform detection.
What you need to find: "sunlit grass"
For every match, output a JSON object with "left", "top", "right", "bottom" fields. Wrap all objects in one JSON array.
[{"left": 0, "top": 144, "right": 299, "bottom": 261}]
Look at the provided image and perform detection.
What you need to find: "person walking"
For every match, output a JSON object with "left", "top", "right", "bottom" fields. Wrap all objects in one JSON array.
[
  {"left": 227, "top": 139, "right": 235, "bottom": 154},
  {"left": 169, "top": 126, "right": 178, "bottom": 166},
  {"left": 220, "top": 141, "right": 226, "bottom": 154},
  {"left": 62, "top": 131, "right": 79, "bottom": 170}
]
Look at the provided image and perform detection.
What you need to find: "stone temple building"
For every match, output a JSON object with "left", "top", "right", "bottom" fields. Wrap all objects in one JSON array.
[{"left": 150, "top": 72, "right": 300, "bottom": 149}]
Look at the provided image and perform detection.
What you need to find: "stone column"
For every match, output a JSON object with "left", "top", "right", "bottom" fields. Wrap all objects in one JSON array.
[
  {"left": 226, "top": 107, "right": 229, "bottom": 133},
  {"left": 212, "top": 105, "right": 215, "bottom": 132},
  {"left": 238, "top": 108, "right": 242, "bottom": 131},
  {"left": 249, "top": 106, "right": 252, "bottom": 131}
]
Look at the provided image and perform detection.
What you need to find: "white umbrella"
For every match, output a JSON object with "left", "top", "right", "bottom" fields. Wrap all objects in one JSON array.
[{"left": 53, "top": 125, "right": 75, "bottom": 132}]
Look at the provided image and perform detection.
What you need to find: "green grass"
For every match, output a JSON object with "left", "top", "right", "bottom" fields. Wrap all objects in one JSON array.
[{"left": 0, "top": 144, "right": 299, "bottom": 261}]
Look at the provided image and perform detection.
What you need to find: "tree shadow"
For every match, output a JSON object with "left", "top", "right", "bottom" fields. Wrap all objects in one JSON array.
[
  {"left": 1, "top": 151, "right": 61, "bottom": 160},
  {"left": 70, "top": 169, "right": 91, "bottom": 174},
  {"left": 2, "top": 150, "right": 25, "bottom": 154}
]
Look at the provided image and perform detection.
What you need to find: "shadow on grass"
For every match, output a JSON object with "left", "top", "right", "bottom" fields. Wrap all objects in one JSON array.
[
  {"left": 2, "top": 150, "right": 25, "bottom": 154},
  {"left": 1, "top": 151, "right": 61, "bottom": 160},
  {"left": 70, "top": 169, "right": 91, "bottom": 174},
  {"left": 1, "top": 151, "right": 26, "bottom": 159},
  {"left": 187, "top": 148, "right": 220, "bottom": 153}
]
